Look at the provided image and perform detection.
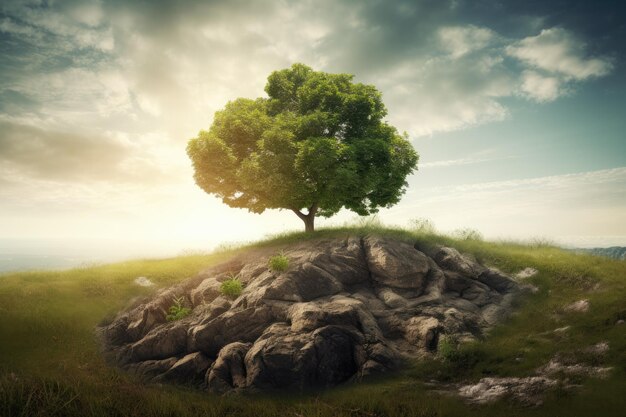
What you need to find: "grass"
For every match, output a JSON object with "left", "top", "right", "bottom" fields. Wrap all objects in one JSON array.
[
  {"left": 220, "top": 275, "right": 243, "bottom": 299},
  {"left": 166, "top": 296, "right": 192, "bottom": 321},
  {"left": 0, "top": 225, "right": 625, "bottom": 416},
  {"left": 268, "top": 251, "right": 290, "bottom": 272}
]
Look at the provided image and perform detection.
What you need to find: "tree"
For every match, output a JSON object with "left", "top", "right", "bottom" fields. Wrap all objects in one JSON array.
[{"left": 187, "top": 63, "right": 418, "bottom": 232}]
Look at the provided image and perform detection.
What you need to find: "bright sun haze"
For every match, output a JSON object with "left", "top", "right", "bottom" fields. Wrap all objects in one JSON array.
[{"left": 0, "top": 0, "right": 625, "bottom": 271}]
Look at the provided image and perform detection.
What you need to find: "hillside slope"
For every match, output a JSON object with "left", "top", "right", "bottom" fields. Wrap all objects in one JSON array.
[
  {"left": 576, "top": 246, "right": 626, "bottom": 261},
  {"left": 0, "top": 227, "right": 625, "bottom": 417}
]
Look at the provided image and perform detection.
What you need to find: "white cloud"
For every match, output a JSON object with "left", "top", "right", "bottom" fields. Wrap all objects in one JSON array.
[
  {"left": 519, "top": 70, "right": 563, "bottom": 102},
  {"left": 377, "top": 51, "right": 513, "bottom": 136},
  {"left": 438, "top": 25, "right": 495, "bottom": 58},
  {"left": 506, "top": 28, "right": 613, "bottom": 80}
]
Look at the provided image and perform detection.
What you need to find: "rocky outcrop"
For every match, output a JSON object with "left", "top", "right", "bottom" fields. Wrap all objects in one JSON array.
[
  {"left": 458, "top": 341, "right": 613, "bottom": 405},
  {"left": 99, "top": 236, "right": 524, "bottom": 393}
]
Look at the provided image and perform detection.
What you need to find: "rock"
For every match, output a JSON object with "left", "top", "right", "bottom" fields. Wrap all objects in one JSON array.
[
  {"left": 376, "top": 288, "right": 408, "bottom": 309},
  {"left": 189, "top": 306, "right": 275, "bottom": 356},
  {"left": 404, "top": 316, "right": 441, "bottom": 350},
  {"left": 476, "top": 269, "right": 518, "bottom": 293},
  {"left": 99, "top": 236, "right": 521, "bottom": 393},
  {"left": 364, "top": 236, "right": 430, "bottom": 290},
  {"left": 429, "top": 246, "right": 485, "bottom": 278},
  {"left": 515, "top": 267, "right": 538, "bottom": 279},
  {"left": 459, "top": 376, "right": 558, "bottom": 406},
  {"left": 538, "top": 358, "right": 612, "bottom": 379},
  {"left": 584, "top": 341, "right": 609, "bottom": 356},
  {"left": 520, "top": 283, "right": 539, "bottom": 294},
  {"left": 207, "top": 342, "right": 251, "bottom": 393},
  {"left": 564, "top": 299, "right": 590, "bottom": 313},
  {"left": 134, "top": 277, "right": 154, "bottom": 287},
  {"left": 309, "top": 237, "right": 370, "bottom": 286},
  {"left": 126, "top": 357, "right": 178, "bottom": 380},
  {"left": 155, "top": 352, "right": 212, "bottom": 384},
  {"left": 553, "top": 326, "right": 571, "bottom": 333},
  {"left": 244, "top": 324, "right": 360, "bottom": 390},
  {"left": 190, "top": 277, "right": 222, "bottom": 306},
  {"left": 129, "top": 322, "right": 188, "bottom": 362}
]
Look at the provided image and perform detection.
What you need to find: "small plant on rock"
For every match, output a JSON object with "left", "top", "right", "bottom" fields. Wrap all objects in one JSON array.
[
  {"left": 166, "top": 296, "right": 191, "bottom": 321},
  {"left": 220, "top": 274, "right": 243, "bottom": 299},
  {"left": 268, "top": 251, "right": 289, "bottom": 272}
]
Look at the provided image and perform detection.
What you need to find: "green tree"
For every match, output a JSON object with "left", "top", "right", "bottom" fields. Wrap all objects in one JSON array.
[{"left": 187, "top": 63, "right": 418, "bottom": 232}]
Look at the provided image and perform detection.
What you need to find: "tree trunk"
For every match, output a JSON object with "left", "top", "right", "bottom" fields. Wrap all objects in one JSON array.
[
  {"left": 292, "top": 204, "right": 318, "bottom": 233},
  {"left": 303, "top": 215, "right": 315, "bottom": 233}
]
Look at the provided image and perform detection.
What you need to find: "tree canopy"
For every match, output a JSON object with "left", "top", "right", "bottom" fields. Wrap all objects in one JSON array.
[{"left": 187, "top": 63, "right": 418, "bottom": 232}]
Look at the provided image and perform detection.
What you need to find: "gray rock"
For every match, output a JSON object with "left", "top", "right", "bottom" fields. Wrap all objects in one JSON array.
[
  {"left": 190, "top": 277, "right": 222, "bottom": 307},
  {"left": 459, "top": 376, "right": 558, "bottom": 406},
  {"left": 564, "top": 299, "right": 590, "bottom": 313},
  {"left": 207, "top": 342, "right": 251, "bottom": 393},
  {"left": 126, "top": 357, "right": 178, "bottom": 380},
  {"left": 429, "top": 246, "right": 485, "bottom": 278},
  {"left": 364, "top": 236, "right": 430, "bottom": 290},
  {"left": 129, "top": 322, "right": 188, "bottom": 361},
  {"left": 404, "top": 316, "right": 441, "bottom": 350},
  {"left": 476, "top": 269, "right": 518, "bottom": 293},
  {"left": 244, "top": 324, "right": 359, "bottom": 390},
  {"left": 515, "top": 267, "right": 538, "bottom": 279},
  {"left": 155, "top": 352, "right": 212, "bottom": 384},
  {"left": 189, "top": 306, "right": 274, "bottom": 356},
  {"left": 376, "top": 287, "right": 409, "bottom": 309}
]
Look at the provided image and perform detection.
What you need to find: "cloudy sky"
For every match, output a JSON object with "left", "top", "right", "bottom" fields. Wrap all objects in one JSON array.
[{"left": 1, "top": 0, "right": 625, "bottom": 261}]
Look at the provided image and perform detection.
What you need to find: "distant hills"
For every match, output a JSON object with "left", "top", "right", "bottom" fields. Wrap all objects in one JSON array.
[{"left": 575, "top": 246, "right": 626, "bottom": 260}]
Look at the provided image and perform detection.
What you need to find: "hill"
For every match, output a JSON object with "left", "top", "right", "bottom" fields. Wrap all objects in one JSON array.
[
  {"left": 1, "top": 226, "right": 625, "bottom": 417},
  {"left": 99, "top": 235, "right": 524, "bottom": 393},
  {"left": 575, "top": 247, "right": 626, "bottom": 261}
]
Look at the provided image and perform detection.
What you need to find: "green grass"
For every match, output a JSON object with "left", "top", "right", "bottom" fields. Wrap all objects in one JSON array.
[
  {"left": 0, "top": 226, "right": 625, "bottom": 417},
  {"left": 220, "top": 275, "right": 243, "bottom": 299},
  {"left": 268, "top": 251, "right": 290, "bottom": 272},
  {"left": 166, "top": 296, "right": 192, "bottom": 321}
]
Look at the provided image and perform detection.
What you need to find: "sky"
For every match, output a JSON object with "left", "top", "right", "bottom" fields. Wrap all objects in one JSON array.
[{"left": 0, "top": 0, "right": 625, "bottom": 265}]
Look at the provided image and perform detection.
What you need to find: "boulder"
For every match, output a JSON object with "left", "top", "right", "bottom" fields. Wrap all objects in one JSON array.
[
  {"left": 207, "top": 342, "right": 251, "bottom": 393},
  {"left": 244, "top": 324, "right": 359, "bottom": 390},
  {"left": 155, "top": 352, "right": 212, "bottom": 384},
  {"left": 404, "top": 316, "right": 441, "bottom": 350},
  {"left": 364, "top": 236, "right": 430, "bottom": 291}
]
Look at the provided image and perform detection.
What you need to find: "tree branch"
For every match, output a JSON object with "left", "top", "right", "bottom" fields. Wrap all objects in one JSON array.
[{"left": 291, "top": 208, "right": 306, "bottom": 220}]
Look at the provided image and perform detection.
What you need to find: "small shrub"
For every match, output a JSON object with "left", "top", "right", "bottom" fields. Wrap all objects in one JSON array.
[
  {"left": 268, "top": 252, "right": 289, "bottom": 272},
  {"left": 220, "top": 275, "right": 243, "bottom": 299},
  {"left": 166, "top": 296, "right": 191, "bottom": 321},
  {"left": 437, "top": 335, "right": 460, "bottom": 362},
  {"left": 438, "top": 335, "right": 485, "bottom": 372},
  {"left": 354, "top": 215, "right": 383, "bottom": 229},
  {"left": 408, "top": 217, "right": 436, "bottom": 234},
  {"left": 528, "top": 237, "right": 557, "bottom": 248},
  {"left": 453, "top": 227, "right": 483, "bottom": 241}
]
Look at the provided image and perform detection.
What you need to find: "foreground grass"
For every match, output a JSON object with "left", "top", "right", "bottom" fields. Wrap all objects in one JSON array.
[{"left": 0, "top": 226, "right": 624, "bottom": 416}]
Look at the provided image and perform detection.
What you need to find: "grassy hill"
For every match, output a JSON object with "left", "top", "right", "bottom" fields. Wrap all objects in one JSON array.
[{"left": 0, "top": 226, "right": 625, "bottom": 417}]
